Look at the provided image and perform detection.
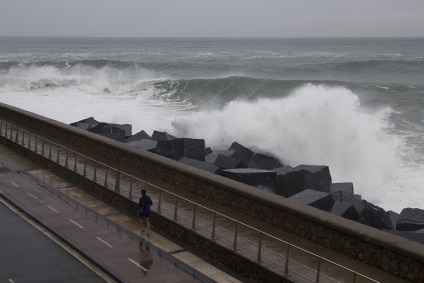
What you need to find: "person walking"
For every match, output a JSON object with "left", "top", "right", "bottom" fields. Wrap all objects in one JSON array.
[{"left": 139, "top": 189, "right": 153, "bottom": 236}]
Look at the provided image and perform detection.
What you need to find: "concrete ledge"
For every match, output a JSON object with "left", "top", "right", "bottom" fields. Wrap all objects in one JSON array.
[{"left": 1, "top": 102, "right": 423, "bottom": 282}]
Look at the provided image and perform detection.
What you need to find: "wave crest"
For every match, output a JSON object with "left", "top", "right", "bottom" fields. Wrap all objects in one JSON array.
[{"left": 171, "top": 84, "right": 414, "bottom": 210}]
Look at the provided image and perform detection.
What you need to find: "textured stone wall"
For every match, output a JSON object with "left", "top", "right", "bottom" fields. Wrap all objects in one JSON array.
[{"left": 1, "top": 102, "right": 423, "bottom": 282}]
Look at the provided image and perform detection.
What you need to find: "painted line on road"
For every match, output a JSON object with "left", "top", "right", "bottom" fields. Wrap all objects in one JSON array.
[
  {"left": 69, "top": 219, "right": 84, "bottom": 229},
  {"left": 39, "top": 200, "right": 44, "bottom": 204},
  {"left": 96, "top": 237, "right": 113, "bottom": 248},
  {"left": 10, "top": 181, "right": 19, "bottom": 187},
  {"left": 27, "top": 192, "right": 38, "bottom": 199},
  {"left": 0, "top": 174, "right": 4, "bottom": 177},
  {"left": 47, "top": 205, "right": 59, "bottom": 213},
  {"left": 128, "top": 258, "right": 148, "bottom": 273},
  {"left": 9, "top": 279, "right": 15, "bottom": 283}
]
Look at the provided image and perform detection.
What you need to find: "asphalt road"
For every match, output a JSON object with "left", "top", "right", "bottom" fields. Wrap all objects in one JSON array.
[{"left": 0, "top": 202, "right": 106, "bottom": 283}]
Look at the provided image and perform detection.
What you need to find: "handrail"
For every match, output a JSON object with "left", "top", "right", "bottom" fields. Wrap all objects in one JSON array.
[{"left": 0, "top": 119, "right": 379, "bottom": 283}]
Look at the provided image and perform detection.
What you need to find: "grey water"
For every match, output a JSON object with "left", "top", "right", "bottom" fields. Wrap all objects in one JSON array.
[{"left": 0, "top": 36, "right": 423, "bottom": 212}]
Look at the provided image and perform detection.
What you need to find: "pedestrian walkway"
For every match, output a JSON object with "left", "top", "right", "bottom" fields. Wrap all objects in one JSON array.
[{"left": 0, "top": 147, "right": 244, "bottom": 283}]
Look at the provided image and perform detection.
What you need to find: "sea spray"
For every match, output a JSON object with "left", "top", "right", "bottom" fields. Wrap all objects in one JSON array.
[{"left": 171, "top": 84, "right": 423, "bottom": 212}]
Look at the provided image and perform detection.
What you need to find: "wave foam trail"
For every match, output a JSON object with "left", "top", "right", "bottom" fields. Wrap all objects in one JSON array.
[
  {"left": 0, "top": 63, "right": 164, "bottom": 94},
  {"left": 171, "top": 84, "right": 424, "bottom": 212}
]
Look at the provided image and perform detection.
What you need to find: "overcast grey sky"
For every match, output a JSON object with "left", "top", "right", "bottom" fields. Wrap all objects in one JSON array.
[{"left": 1, "top": 0, "right": 423, "bottom": 37}]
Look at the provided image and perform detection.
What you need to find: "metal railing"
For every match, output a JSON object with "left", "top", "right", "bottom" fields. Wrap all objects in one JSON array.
[{"left": 0, "top": 119, "right": 379, "bottom": 283}]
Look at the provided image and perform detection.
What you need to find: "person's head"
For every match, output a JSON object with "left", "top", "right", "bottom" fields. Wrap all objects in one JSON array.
[{"left": 141, "top": 189, "right": 146, "bottom": 195}]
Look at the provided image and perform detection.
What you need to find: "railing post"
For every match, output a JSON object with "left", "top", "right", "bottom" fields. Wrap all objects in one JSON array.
[
  {"left": 9, "top": 124, "right": 12, "bottom": 139},
  {"left": 115, "top": 172, "right": 121, "bottom": 193},
  {"left": 28, "top": 132, "right": 31, "bottom": 148},
  {"left": 316, "top": 257, "right": 321, "bottom": 283},
  {"left": 21, "top": 131, "right": 25, "bottom": 146},
  {"left": 173, "top": 196, "right": 179, "bottom": 221},
  {"left": 353, "top": 272, "right": 357, "bottom": 283},
  {"left": 211, "top": 213, "right": 217, "bottom": 240},
  {"left": 0, "top": 121, "right": 3, "bottom": 136},
  {"left": 73, "top": 155, "right": 78, "bottom": 171},
  {"left": 257, "top": 232, "right": 263, "bottom": 263},
  {"left": 157, "top": 190, "right": 162, "bottom": 212},
  {"left": 48, "top": 141, "right": 52, "bottom": 159},
  {"left": 93, "top": 163, "right": 97, "bottom": 181},
  {"left": 34, "top": 136, "right": 38, "bottom": 153},
  {"left": 4, "top": 123, "right": 7, "bottom": 139},
  {"left": 233, "top": 221, "right": 239, "bottom": 251},
  {"left": 83, "top": 157, "right": 87, "bottom": 176},
  {"left": 128, "top": 179, "right": 133, "bottom": 200},
  {"left": 104, "top": 168, "right": 108, "bottom": 187},
  {"left": 56, "top": 145, "right": 60, "bottom": 163},
  {"left": 14, "top": 127, "right": 18, "bottom": 143},
  {"left": 41, "top": 139, "right": 45, "bottom": 156},
  {"left": 191, "top": 204, "right": 197, "bottom": 229},
  {"left": 65, "top": 149, "right": 69, "bottom": 167},
  {"left": 284, "top": 245, "right": 290, "bottom": 276}
]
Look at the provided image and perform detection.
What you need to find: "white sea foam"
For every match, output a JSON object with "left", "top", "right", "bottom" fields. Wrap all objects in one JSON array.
[
  {"left": 170, "top": 84, "right": 424, "bottom": 213},
  {"left": 0, "top": 72, "right": 423, "bottom": 212}
]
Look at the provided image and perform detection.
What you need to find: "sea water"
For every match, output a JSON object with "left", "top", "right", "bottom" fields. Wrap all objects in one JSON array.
[{"left": 0, "top": 37, "right": 423, "bottom": 213}]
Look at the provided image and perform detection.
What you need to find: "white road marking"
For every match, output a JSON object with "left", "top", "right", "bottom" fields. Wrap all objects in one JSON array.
[
  {"left": 10, "top": 181, "right": 19, "bottom": 187},
  {"left": 47, "top": 205, "right": 59, "bottom": 213},
  {"left": 39, "top": 200, "right": 44, "bottom": 204},
  {"left": 128, "top": 258, "right": 148, "bottom": 273},
  {"left": 27, "top": 192, "right": 38, "bottom": 199},
  {"left": 96, "top": 237, "right": 113, "bottom": 248},
  {"left": 9, "top": 279, "right": 15, "bottom": 283},
  {"left": 69, "top": 219, "right": 84, "bottom": 229},
  {"left": 0, "top": 174, "right": 4, "bottom": 177}
]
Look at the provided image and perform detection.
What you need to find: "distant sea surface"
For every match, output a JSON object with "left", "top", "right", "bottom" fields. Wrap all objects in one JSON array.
[{"left": 0, "top": 37, "right": 423, "bottom": 212}]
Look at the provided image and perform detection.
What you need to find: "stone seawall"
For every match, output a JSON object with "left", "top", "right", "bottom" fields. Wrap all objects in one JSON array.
[{"left": 1, "top": 102, "right": 423, "bottom": 282}]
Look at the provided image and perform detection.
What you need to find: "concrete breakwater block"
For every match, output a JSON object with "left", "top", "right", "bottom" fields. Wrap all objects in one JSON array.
[
  {"left": 289, "top": 189, "right": 335, "bottom": 212},
  {"left": 274, "top": 165, "right": 332, "bottom": 198},
  {"left": 330, "top": 199, "right": 393, "bottom": 230},
  {"left": 179, "top": 157, "right": 221, "bottom": 174},
  {"left": 70, "top": 117, "right": 132, "bottom": 138},
  {"left": 205, "top": 152, "right": 240, "bottom": 170},
  {"left": 151, "top": 130, "right": 178, "bottom": 141},
  {"left": 126, "top": 139, "right": 157, "bottom": 152},
  {"left": 88, "top": 123, "right": 127, "bottom": 142},
  {"left": 359, "top": 200, "right": 393, "bottom": 230},
  {"left": 229, "top": 142, "right": 254, "bottom": 168},
  {"left": 69, "top": 116, "right": 100, "bottom": 130},
  {"left": 397, "top": 208, "right": 424, "bottom": 231},
  {"left": 155, "top": 138, "right": 206, "bottom": 161},
  {"left": 330, "top": 183, "right": 355, "bottom": 202},
  {"left": 331, "top": 201, "right": 362, "bottom": 220},
  {"left": 248, "top": 152, "right": 283, "bottom": 170},
  {"left": 125, "top": 130, "right": 151, "bottom": 143},
  {"left": 221, "top": 168, "right": 277, "bottom": 189}
]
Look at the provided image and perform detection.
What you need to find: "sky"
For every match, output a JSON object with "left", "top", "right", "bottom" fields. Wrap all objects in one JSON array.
[{"left": 0, "top": 0, "right": 423, "bottom": 38}]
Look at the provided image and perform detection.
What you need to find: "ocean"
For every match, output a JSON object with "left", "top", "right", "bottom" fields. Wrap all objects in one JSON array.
[{"left": 0, "top": 37, "right": 423, "bottom": 213}]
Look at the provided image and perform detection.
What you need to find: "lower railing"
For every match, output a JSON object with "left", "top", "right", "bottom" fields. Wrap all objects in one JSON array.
[{"left": 0, "top": 119, "right": 379, "bottom": 283}]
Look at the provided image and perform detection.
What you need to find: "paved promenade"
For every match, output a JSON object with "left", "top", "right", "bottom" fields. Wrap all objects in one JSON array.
[{"left": 0, "top": 144, "right": 243, "bottom": 283}]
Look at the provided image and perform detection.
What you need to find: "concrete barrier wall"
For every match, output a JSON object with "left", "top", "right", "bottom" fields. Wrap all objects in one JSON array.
[
  {"left": 0, "top": 138, "right": 290, "bottom": 283},
  {"left": 1, "top": 102, "right": 423, "bottom": 282}
]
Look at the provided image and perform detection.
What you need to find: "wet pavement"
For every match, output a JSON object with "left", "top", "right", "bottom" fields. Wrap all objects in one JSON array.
[
  {"left": 0, "top": 201, "right": 107, "bottom": 283},
  {"left": 0, "top": 170, "right": 202, "bottom": 283},
  {"left": 0, "top": 145, "right": 243, "bottom": 283}
]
